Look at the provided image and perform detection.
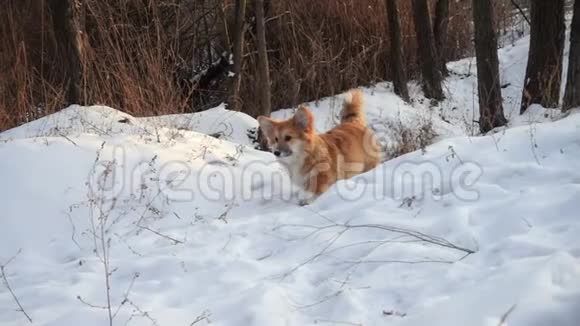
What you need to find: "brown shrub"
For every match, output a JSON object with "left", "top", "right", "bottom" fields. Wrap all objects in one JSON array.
[
  {"left": 377, "top": 117, "right": 438, "bottom": 160},
  {"left": 0, "top": 0, "right": 479, "bottom": 132},
  {"left": 238, "top": 0, "right": 474, "bottom": 116}
]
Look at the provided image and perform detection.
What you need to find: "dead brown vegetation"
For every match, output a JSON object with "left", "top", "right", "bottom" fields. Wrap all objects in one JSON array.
[{"left": 0, "top": 0, "right": 486, "bottom": 132}]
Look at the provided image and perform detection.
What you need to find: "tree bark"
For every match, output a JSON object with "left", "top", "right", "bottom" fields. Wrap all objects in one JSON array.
[
  {"left": 520, "top": 0, "right": 565, "bottom": 114},
  {"left": 563, "top": 0, "right": 580, "bottom": 112},
  {"left": 386, "top": 0, "right": 410, "bottom": 102},
  {"left": 412, "top": 0, "right": 444, "bottom": 101},
  {"left": 473, "top": 0, "right": 508, "bottom": 133},
  {"left": 228, "top": 0, "right": 247, "bottom": 111},
  {"left": 201, "top": 0, "right": 214, "bottom": 67},
  {"left": 48, "top": 0, "right": 84, "bottom": 105},
  {"left": 433, "top": 0, "right": 450, "bottom": 76},
  {"left": 255, "top": 0, "right": 271, "bottom": 116}
]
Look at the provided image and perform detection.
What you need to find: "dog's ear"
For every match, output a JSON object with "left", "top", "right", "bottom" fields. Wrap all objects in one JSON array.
[
  {"left": 294, "top": 106, "right": 314, "bottom": 132},
  {"left": 257, "top": 116, "right": 275, "bottom": 138}
]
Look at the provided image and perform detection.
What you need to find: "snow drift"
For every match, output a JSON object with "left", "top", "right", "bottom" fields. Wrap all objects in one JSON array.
[{"left": 1, "top": 31, "right": 580, "bottom": 326}]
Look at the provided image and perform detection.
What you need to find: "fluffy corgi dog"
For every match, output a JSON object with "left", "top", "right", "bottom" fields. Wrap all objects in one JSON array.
[{"left": 258, "top": 90, "right": 381, "bottom": 205}]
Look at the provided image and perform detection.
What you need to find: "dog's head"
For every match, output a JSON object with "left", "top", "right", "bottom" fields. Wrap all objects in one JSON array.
[{"left": 257, "top": 106, "right": 315, "bottom": 160}]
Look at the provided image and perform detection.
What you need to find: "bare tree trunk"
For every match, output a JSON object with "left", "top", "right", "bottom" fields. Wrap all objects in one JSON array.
[
  {"left": 228, "top": 0, "right": 246, "bottom": 111},
  {"left": 563, "top": 0, "right": 580, "bottom": 112},
  {"left": 201, "top": 0, "right": 213, "bottom": 66},
  {"left": 473, "top": 0, "right": 508, "bottom": 133},
  {"left": 255, "top": 0, "right": 271, "bottom": 116},
  {"left": 48, "top": 0, "right": 84, "bottom": 105},
  {"left": 386, "top": 0, "right": 410, "bottom": 102},
  {"left": 412, "top": 0, "right": 444, "bottom": 101},
  {"left": 520, "top": 0, "right": 565, "bottom": 114},
  {"left": 433, "top": 0, "right": 449, "bottom": 76}
]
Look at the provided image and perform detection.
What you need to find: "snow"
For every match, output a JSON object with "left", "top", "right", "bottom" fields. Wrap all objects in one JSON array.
[
  {"left": 1, "top": 104, "right": 258, "bottom": 146},
  {"left": 2, "top": 24, "right": 580, "bottom": 326}
]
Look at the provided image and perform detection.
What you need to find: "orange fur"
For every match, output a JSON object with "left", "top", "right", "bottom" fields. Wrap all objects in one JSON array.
[{"left": 258, "top": 89, "right": 381, "bottom": 204}]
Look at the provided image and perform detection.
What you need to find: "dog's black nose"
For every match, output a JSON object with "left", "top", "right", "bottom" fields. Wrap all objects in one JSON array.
[{"left": 273, "top": 150, "right": 281, "bottom": 157}]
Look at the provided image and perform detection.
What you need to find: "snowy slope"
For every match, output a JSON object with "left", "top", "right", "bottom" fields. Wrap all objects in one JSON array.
[
  {"left": 2, "top": 26, "right": 580, "bottom": 326},
  {"left": 0, "top": 104, "right": 258, "bottom": 146}
]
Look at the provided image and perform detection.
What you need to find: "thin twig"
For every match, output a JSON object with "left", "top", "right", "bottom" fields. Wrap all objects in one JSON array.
[
  {"left": 498, "top": 304, "right": 517, "bottom": 326},
  {"left": 189, "top": 310, "right": 212, "bottom": 325},
  {"left": 509, "top": 0, "right": 531, "bottom": 26},
  {"left": 126, "top": 299, "right": 160, "bottom": 326},
  {"left": 1, "top": 249, "right": 22, "bottom": 267},
  {"left": 0, "top": 267, "right": 33, "bottom": 323},
  {"left": 314, "top": 319, "right": 362, "bottom": 326},
  {"left": 59, "top": 132, "right": 79, "bottom": 147},
  {"left": 281, "top": 228, "right": 349, "bottom": 279},
  {"left": 100, "top": 211, "right": 114, "bottom": 326},
  {"left": 265, "top": 11, "right": 290, "bottom": 24},
  {"left": 337, "top": 259, "right": 454, "bottom": 265},
  {"left": 344, "top": 224, "right": 475, "bottom": 254},
  {"left": 66, "top": 212, "right": 82, "bottom": 250},
  {"left": 137, "top": 225, "right": 184, "bottom": 244},
  {"left": 0, "top": 250, "right": 33, "bottom": 323},
  {"left": 112, "top": 272, "right": 140, "bottom": 319},
  {"left": 77, "top": 295, "right": 108, "bottom": 310},
  {"left": 114, "top": 233, "right": 144, "bottom": 257},
  {"left": 277, "top": 207, "right": 476, "bottom": 279}
]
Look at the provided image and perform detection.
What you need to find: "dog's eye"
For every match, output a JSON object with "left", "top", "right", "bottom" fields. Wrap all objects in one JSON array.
[
  {"left": 284, "top": 135, "right": 292, "bottom": 141},
  {"left": 275, "top": 137, "right": 279, "bottom": 142}
]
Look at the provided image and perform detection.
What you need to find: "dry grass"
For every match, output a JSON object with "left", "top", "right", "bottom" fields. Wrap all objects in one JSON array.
[
  {"left": 0, "top": 0, "right": 490, "bottom": 132},
  {"left": 379, "top": 117, "right": 438, "bottom": 160},
  {"left": 0, "top": 0, "right": 224, "bottom": 131},
  {"left": 240, "top": 0, "right": 474, "bottom": 116}
]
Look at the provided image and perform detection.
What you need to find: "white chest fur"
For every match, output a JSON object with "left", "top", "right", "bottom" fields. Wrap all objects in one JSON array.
[{"left": 279, "top": 153, "right": 306, "bottom": 189}]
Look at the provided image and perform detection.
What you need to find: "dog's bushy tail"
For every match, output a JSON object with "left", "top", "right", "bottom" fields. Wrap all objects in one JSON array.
[{"left": 340, "top": 89, "right": 366, "bottom": 125}]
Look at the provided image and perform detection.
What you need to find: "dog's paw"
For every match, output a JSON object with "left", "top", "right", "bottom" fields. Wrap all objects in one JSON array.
[{"left": 297, "top": 191, "right": 316, "bottom": 206}]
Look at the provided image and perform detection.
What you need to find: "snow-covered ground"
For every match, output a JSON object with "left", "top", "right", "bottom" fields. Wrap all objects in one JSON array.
[{"left": 1, "top": 30, "right": 580, "bottom": 326}]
